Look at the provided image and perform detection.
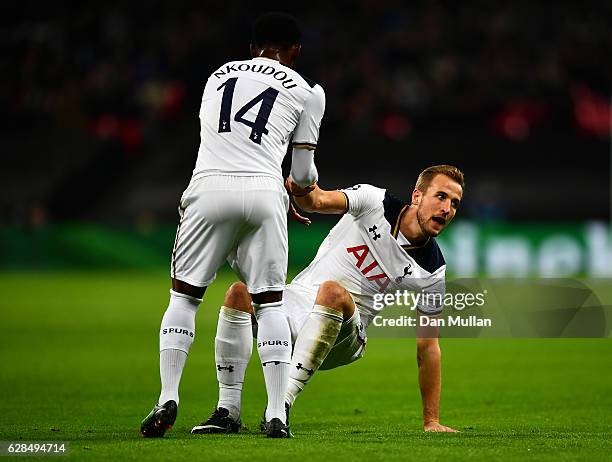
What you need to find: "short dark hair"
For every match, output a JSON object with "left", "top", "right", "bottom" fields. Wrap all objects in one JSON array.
[{"left": 252, "top": 12, "right": 301, "bottom": 50}]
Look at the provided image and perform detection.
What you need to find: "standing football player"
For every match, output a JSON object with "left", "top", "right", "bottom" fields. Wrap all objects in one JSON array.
[
  {"left": 196, "top": 165, "right": 463, "bottom": 435},
  {"left": 140, "top": 12, "right": 325, "bottom": 439}
]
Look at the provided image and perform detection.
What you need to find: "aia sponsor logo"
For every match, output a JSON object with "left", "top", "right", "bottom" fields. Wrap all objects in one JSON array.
[{"left": 346, "top": 244, "right": 390, "bottom": 292}]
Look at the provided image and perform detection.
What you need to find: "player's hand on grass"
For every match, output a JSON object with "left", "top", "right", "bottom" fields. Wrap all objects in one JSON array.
[{"left": 423, "top": 421, "right": 459, "bottom": 433}]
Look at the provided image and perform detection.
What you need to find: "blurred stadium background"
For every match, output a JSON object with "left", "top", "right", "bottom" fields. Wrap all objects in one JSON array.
[
  {"left": 2, "top": 2, "right": 611, "bottom": 459},
  {"left": 2, "top": 0, "right": 612, "bottom": 277}
]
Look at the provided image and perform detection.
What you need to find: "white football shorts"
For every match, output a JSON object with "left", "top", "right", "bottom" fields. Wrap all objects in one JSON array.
[
  {"left": 283, "top": 283, "right": 367, "bottom": 370},
  {"left": 171, "top": 174, "right": 289, "bottom": 293}
]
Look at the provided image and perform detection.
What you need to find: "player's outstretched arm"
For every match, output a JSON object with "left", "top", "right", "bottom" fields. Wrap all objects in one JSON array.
[
  {"left": 416, "top": 327, "right": 459, "bottom": 433},
  {"left": 286, "top": 178, "right": 348, "bottom": 215}
]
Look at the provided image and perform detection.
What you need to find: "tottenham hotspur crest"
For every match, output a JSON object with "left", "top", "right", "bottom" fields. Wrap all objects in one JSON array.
[{"left": 395, "top": 264, "right": 412, "bottom": 283}]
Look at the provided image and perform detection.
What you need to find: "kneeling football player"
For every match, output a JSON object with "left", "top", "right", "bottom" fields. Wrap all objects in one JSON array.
[{"left": 192, "top": 165, "right": 463, "bottom": 435}]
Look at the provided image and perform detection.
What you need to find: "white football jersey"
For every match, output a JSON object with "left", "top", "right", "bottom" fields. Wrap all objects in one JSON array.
[
  {"left": 291, "top": 184, "right": 447, "bottom": 327},
  {"left": 193, "top": 57, "right": 325, "bottom": 182}
]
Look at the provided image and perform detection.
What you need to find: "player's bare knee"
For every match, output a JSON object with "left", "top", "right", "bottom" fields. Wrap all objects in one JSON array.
[
  {"left": 317, "top": 281, "right": 353, "bottom": 317},
  {"left": 224, "top": 282, "right": 252, "bottom": 313}
]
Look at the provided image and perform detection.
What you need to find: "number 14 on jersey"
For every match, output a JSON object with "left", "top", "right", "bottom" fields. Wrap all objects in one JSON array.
[{"left": 217, "top": 77, "right": 279, "bottom": 144}]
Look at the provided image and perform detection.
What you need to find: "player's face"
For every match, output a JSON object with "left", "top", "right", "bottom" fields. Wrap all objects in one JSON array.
[{"left": 415, "top": 174, "right": 463, "bottom": 237}]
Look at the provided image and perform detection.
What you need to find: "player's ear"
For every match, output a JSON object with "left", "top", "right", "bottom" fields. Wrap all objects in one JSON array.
[
  {"left": 411, "top": 189, "right": 422, "bottom": 206},
  {"left": 289, "top": 44, "right": 301, "bottom": 65}
]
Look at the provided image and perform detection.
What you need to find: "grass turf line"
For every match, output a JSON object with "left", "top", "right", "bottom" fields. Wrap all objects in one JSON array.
[{"left": 0, "top": 271, "right": 610, "bottom": 461}]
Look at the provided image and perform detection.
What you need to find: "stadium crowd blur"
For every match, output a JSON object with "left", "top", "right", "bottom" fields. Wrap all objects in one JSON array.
[{"left": 4, "top": 1, "right": 611, "bottom": 225}]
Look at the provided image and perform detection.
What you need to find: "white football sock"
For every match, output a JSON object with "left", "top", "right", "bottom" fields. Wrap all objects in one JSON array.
[
  {"left": 215, "top": 306, "right": 253, "bottom": 420},
  {"left": 159, "top": 349, "right": 187, "bottom": 405},
  {"left": 158, "top": 289, "right": 201, "bottom": 405},
  {"left": 286, "top": 305, "right": 343, "bottom": 407},
  {"left": 254, "top": 301, "right": 292, "bottom": 423}
]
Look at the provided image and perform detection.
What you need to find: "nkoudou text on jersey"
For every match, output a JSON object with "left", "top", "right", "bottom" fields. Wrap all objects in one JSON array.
[
  {"left": 193, "top": 57, "right": 326, "bottom": 182},
  {"left": 292, "top": 185, "right": 447, "bottom": 326}
]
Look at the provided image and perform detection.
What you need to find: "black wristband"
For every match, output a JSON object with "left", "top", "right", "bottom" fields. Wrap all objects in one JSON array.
[{"left": 291, "top": 191, "right": 312, "bottom": 198}]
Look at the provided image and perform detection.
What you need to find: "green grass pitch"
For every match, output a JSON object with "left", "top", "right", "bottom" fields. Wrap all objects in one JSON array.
[{"left": 0, "top": 271, "right": 610, "bottom": 461}]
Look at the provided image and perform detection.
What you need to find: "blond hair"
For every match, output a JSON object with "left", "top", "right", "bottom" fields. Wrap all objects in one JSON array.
[{"left": 415, "top": 165, "right": 465, "bottom": 192}]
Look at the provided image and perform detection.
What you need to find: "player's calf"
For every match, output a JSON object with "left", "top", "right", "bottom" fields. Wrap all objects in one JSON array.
[
  {"left": 252, "top": 291, "right": 292, "bottom": 425},
  {"left": 158, "top": 290, "right": 201, "bottom": 404},
  {"left": 210, "top": 282, "right": 254, "bottom": 424},
  {"left": 286, "top": 280, "right": 351, "bottom": 408},
  {"left": 141, "top": 290, "right": 201, "bottom": 436}
]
